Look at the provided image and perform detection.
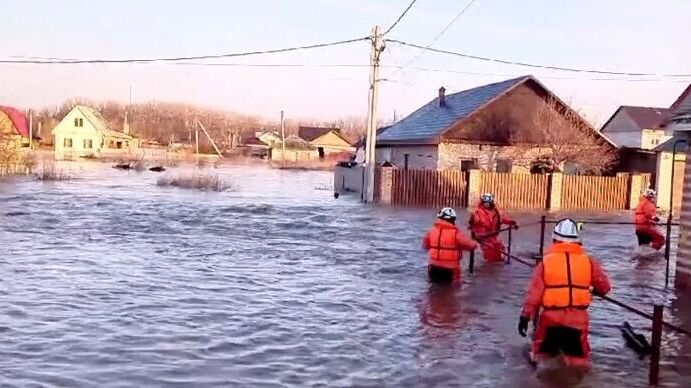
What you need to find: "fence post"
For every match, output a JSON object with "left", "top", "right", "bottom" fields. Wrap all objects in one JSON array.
[
  {"left": 665, "top": 215, "right": 673, "bottom": 289},
  {"left": 469, "top": 232, "right": 476, "bottom": 274},
  {"left": 549, "top": 172, "right": 563, "bottom": 211},
  {"left": 467, "top": 169, "right": 482, "bottom": 209},
  {"left": 506, "top": 227, "right": 512, "bottom": 264},
  {"left": 538, "top": 215, "right": 546, "bottom": 260},
  {"left": 649, "top": 304, "right": 663, "bottom": 386}
]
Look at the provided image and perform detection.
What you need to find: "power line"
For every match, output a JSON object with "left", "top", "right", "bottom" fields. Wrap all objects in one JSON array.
[
  {"left": 386, "top": 39, "right": 691, "bottom": 78},
  {"left": 383, "top": 0, "right": 419, "bottom": 36},
  {"left": 388, "top": 0, "right": 478, "bottom": 76},
  {"left": 0, "top": 37, "right": 369, "bottom": 64}
]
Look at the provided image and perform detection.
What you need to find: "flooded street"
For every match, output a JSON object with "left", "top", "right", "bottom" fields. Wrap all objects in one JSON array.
[{"left": 1, "top": 163, "right": 690, "bottom": 387}]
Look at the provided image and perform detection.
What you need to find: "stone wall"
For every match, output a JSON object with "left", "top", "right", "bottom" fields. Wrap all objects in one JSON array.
[{"left": 437, "top": 142, "right": 547, "bottom": 172}]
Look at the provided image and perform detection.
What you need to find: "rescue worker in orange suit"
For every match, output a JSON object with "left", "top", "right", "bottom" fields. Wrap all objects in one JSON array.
[
  {"left": 468, "top": 193, "right": 517, "bottom": 262},
  {"left": 423, "top": 207, "right": 478, "bottom": 284},
  {"left": 518, "top": 219, "right": 611, "bottom": 369},
  {"left": 635, "top": 188, "right": 665, "bottom": 251}
]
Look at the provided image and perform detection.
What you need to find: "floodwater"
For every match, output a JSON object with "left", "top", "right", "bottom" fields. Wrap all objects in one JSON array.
[{"left": 1, "top": 163, "right": 690, "bottom": 388}]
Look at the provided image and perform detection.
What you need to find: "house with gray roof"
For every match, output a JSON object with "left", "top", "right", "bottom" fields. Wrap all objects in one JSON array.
[{"left": 376, "top": 75, "right": 614, "bottom": 173}]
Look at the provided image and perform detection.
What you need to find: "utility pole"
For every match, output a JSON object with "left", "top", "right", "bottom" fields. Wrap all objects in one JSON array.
[
  {"left": 363, "top": 25, "right": 384, "bottom": 203},
  {"left": 28, "top": 110, "right": 33, "bottom": 149},
  {"left": 280, "top": 110, "right": 286, "bottom": 163},
  {"left": 195, "top": 117, "right": 200, "bottom": 161}
]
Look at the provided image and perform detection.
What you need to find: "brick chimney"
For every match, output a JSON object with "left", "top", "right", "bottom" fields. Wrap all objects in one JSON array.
[{"left": 438, "top": 87, "right": 446, "bottom": 107}]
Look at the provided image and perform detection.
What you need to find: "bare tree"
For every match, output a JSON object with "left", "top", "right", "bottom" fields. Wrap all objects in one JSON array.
[{"left": 512, "top": 97, "right": 617, "bottom": 174}]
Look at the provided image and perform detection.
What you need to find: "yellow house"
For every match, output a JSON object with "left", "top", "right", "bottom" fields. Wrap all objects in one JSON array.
[
  {"left": 298, "top": 126, "right": 354, "bottom": 158},
  {"left": 52, "top": 105, "right": 138, "bottom": 160}
]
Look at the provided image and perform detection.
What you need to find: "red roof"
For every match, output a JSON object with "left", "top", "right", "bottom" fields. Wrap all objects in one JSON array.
[{"left": 0, "top": 106, "right": 29, "bottom": 137}]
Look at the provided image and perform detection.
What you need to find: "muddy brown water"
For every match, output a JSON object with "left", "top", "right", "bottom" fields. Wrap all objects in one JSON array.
[{"left": 1, "top": 163, "right": 690, "bottom": 387}]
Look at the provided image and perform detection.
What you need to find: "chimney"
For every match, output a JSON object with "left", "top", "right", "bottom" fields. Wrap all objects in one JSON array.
[{"left": 438, "top": 87, "right": 446, "bottom": 107}]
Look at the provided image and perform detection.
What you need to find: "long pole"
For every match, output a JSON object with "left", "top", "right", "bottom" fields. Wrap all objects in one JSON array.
[
  {"left": 649, "top": 304, "right": 663, "bottom": 386},
  {"left": 364, "top": 25, "right": 383, "bottom": 203},
  {"left": 280, "top": 110, "right": 286, "bottom": 163}
]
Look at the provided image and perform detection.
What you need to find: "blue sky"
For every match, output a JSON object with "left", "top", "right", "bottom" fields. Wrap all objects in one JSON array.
[{"left": 1, "top": 0, "right": 689, "bottom": 125}]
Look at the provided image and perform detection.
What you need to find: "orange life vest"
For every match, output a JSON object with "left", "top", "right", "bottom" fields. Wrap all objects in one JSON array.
[
  {"left": 542, "top": 247, "right": 592, "bottom": 309},
  {"left": 428, "top": 223, "right": 462, "bottom": 268}
]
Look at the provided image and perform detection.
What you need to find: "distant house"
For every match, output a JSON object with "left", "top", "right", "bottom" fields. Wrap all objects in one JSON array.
[
  {"left": 241, "top": 135, "right": 271, "bottom": 158},
  {"left": 52, "top": 105, "right": 139, "bottom": 160},
  {"left": 270, "top": 135, "right": 317, "bottom": 162},
  {"left": 257, "top": 131, "right": 281, "bottom": 147},
  {"left": 600, "top": 106, "right": 672, "bottom": 185},
  {"left": 376, "top": 75, "right": 615, "bottom": 172},
  {"left": 298, "top": 126, "right": 355, "bottom": 159},
  {"left": 0, "top": 106, "right": 31, "bottom": 147}
]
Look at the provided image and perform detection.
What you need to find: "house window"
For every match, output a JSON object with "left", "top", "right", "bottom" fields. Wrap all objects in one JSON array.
[
  {"left": 404, "top": 154, "right": 409, "bottom": 170},
  {"left": 116, "top": 141, "right": 123, "bottom": 149},
  {"left": 84, "top": 139, "right": 93, "bottom": 149},
  {"left": 318, "top": 147, "right": 325, "bottom": 160},
  {"left": 74, "top": 117, "right": 83, "bottom": 127},
  {"left": 64, "top": 138, "right": 73, "bottom": 148},
  {"left": 496, "top": 159, "right": 513, "bottom": 173},
  {"left": 460, "top": 158, "right": 477, "bottom": 172}
]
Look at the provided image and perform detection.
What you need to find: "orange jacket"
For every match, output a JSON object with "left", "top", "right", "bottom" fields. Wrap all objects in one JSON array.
[
  {"left": 522, "top": 243, "right": 611, "bottom": 319},
  {"left": 423, "top": 220, "right": 478, "bottom": 270},
  {"left": 468, "top": 204, "right": 513, "bottom": 237},
  {"left": 635, "top": 196, "right": 657, "bottom": 229}
]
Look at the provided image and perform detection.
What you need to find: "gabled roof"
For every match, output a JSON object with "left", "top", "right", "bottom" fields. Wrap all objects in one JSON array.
[
  {"left": 298, "top": 126, "right": 339, "bottom": 142},
  {"left": 378, "top": 76, "right": 531, "bottom": 144},
  {"left": 667, "top": 83, "right": 691, "bottom": 125},
  {"left": 601, "top": 106, "right": 670, "bottom": 131},
  {"left": 0, "top": 106, "right": 29, "bottom": 137},
  {"left": 654, "top": 135, "right": 687, "bottom": 152},
  {"left": 57, "top": 105, "right": 134, "bottom": 139}
]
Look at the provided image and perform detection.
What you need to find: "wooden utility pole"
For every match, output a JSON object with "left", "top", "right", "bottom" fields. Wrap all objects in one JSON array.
[
  {"left": 280, "top": 110, "right": 286, "bottom": 162},
  {"left": 196, "top": 120, "right": 223, "bottom": 158},
  {"left": 364, "top": 25, "right": 384, "bottom": 203},
  {"left": 195, "top": 117, "right": 200, "bottom": 161},
  {"left": 28, "top": 110, "right": 33, "bottom": 149}
]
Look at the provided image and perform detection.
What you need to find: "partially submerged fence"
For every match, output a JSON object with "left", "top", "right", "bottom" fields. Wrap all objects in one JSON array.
[
  {"left": 479, "top": 172, "right": 549, "bottom": 209},
  {"left": 561, "top": 175, "right": 629, "bottom": 210},
  {"left": 377, "top": 167, "right": 650, "bottom": 211},
  {"left": 390, "top": 169, "right": 467, "bottom": 208}
]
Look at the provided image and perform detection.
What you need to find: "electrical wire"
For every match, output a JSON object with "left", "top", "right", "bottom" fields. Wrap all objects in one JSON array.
[
  {"left": 0, "top": 37, "right": 369, "bottom": 64},
  {"left": 383, "top": 0, "right": 419, "bottom": 36},
  {"left": 388, "top": 0, "right": 478, "bottom": 77},
  {"left": 386, "top": 39, "right": 691, "bottom": 78}
]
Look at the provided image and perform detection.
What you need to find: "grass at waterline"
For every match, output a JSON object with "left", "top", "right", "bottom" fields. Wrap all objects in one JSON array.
[
  {"left": 36, "top": 163, "right": 71, "bottom": 181},
  {"left": 156, "top": 172, "right": 234, "bottom": 192}
]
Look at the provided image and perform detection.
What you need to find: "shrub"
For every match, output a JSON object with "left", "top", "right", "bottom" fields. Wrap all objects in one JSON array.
[{"left": 156, "top": 172, "right": 234, "bottom": 192}]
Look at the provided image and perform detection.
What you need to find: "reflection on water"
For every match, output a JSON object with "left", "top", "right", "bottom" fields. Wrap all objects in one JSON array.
[{"left": 0, "top": 162, "right": 689, "bottom": 387}]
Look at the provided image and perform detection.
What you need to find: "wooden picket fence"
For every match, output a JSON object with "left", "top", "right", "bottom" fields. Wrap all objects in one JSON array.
[
  {"left": 479, "top": 172, "right": 550, "bottom": 209},
  {"left": 391, "top": 169, "right": 466, "bottom": 208},
  {"left": 561, "top": 175, "right": 629, "bottom": 210}
]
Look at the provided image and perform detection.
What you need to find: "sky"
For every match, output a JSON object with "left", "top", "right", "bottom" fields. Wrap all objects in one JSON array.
[{"left": 0, "top": 0, "right": 690, "bottom": 126}]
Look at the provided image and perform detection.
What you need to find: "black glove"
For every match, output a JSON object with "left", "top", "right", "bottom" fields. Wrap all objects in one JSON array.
[
  {"left": 510, "top": 220, "right": 519, "bottom": 230},
  {"left": 518, "top": 315, "right": 530, "bottom": 337},
  {"left": 592, "top": 289, "right": 606, "bottom": 298},
  {"left": 654, "top": 216, "right": 661, "bottom": 223}
]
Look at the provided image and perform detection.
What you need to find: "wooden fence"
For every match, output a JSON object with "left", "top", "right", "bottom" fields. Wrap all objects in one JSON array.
[
  {"left": 561, "top": 175, "right": 629, "bottom": 210},
  {"left": 479, "top": 172, "right": 549, "bottom": 209},
  {"left": 379, "top": 168, "right": 646, "bottom": 211},
  {"left": 391, "top": 169, "right": 466, "bottom": 208}
]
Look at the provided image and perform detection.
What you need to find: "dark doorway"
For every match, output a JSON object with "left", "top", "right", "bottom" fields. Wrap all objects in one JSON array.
[
  {"left": 460, "top": 158, "right": 477, "bottom": 172},
  {"left": 404, "top": 154, "right": 409, "bottom": 170},
  {"left": 318, "top": 147, "right": 325, "bottom": 159}
]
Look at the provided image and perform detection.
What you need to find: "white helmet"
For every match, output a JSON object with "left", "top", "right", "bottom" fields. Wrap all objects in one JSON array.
[
  {"left": 437, "top": 207, "right": 457, "bottom": 221},
  {"left": 643, "top": 188, "right": 656, "bottom": 198},
  {"left": 552, "top": 218, "right": 583, "bottom": 243},
  {"left": 480, "top": 193, "right": 494, "bottom": 204}
]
